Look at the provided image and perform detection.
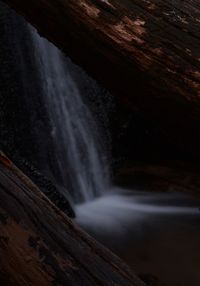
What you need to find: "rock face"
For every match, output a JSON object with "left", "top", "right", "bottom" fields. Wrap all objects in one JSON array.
[
  {"left": 115, "top": 161, "right": 200, "bottom": 197},
  {"left": 0, "top": 1, "right": 55, "bottom": 172},
  {"left": 2, "top": 0, "right": 200, "bottom": 159},
  {"left": 0, "top": 152, "right": 145, "bottom": 286},
  {"left": 11, "top": 155, "right": 75, "bottom": 218}
]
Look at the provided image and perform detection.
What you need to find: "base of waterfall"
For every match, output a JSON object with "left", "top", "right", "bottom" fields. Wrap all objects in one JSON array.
[{"left": 75, "top": 189, "right": 200, "bottom": 286}]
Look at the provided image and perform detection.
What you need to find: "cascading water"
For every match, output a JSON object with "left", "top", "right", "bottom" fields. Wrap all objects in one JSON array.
[
  {"left": 30, "top": 28, "right": 199, "bottom": 216},
  {"left": 0, "top": 2, "right": 200, "bottom": 285},
  {"left": 31, "top": 27, "right": 110, "bottom": 203},
  {"left": 29, "top": 27, "right": 200, "bottom": 286}
]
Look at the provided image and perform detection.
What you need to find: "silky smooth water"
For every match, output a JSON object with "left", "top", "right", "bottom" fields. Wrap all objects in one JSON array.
[
  {"left": 30, "top": 28, "right": 200, "bottom": 286},
  {"left": 76, "top": 190, "right": 200, "bottom": 286},
  {"left": 31, "top": 28, "right": 110, "bottom": 203}
]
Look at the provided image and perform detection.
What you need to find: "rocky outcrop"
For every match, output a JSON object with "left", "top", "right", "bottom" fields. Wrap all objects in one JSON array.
[
  {"left": 10, "top": 154, "right": 75, "bottom": 218},
  {"left": 0, "top": 152, "right": 145, "bottom": 286}
]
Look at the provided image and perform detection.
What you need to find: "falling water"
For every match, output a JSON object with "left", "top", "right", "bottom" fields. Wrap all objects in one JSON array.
[
  {"left": 30, "top": 28, "right": 110, "bottom": 203},
  {"left": 30, "top": 24, "right": 200, "bottom": 232},
  {"left": 29, "top": 27, "right": 200, "bottom": 286}
]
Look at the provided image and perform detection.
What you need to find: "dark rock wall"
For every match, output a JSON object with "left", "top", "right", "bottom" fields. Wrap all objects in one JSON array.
[{"left": 0, "top": 2, "right": 53, "bottom": 171}]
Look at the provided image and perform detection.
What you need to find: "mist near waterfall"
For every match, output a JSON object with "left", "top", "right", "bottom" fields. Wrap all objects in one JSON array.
[{"left": 75, "top": 189, "right": 199, "bottom": 243}]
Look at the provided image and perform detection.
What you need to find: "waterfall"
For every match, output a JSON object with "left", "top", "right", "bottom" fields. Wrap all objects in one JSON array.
[
  {"left": 12, "top": 23, "right": 200, "bottom": 286},
  {"left": 2, "top": 12, "right": 200, "bottom": 286},
  {"left": 1, "top": 4, "right": 200, "bottom": 284},
  {"left": 29, "top": 27, "right": 200, "bottom": 217},
  {"left": 30, "top": 28, "right": 110, "bottom": 203},
  {"left": 29, "top": 26, "right": 199, "bottom": 210}
]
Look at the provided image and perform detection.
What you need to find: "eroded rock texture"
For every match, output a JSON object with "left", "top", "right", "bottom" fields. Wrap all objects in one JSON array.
[{"left": 0, "top": 152, "right": 145, "bottom": 286}]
